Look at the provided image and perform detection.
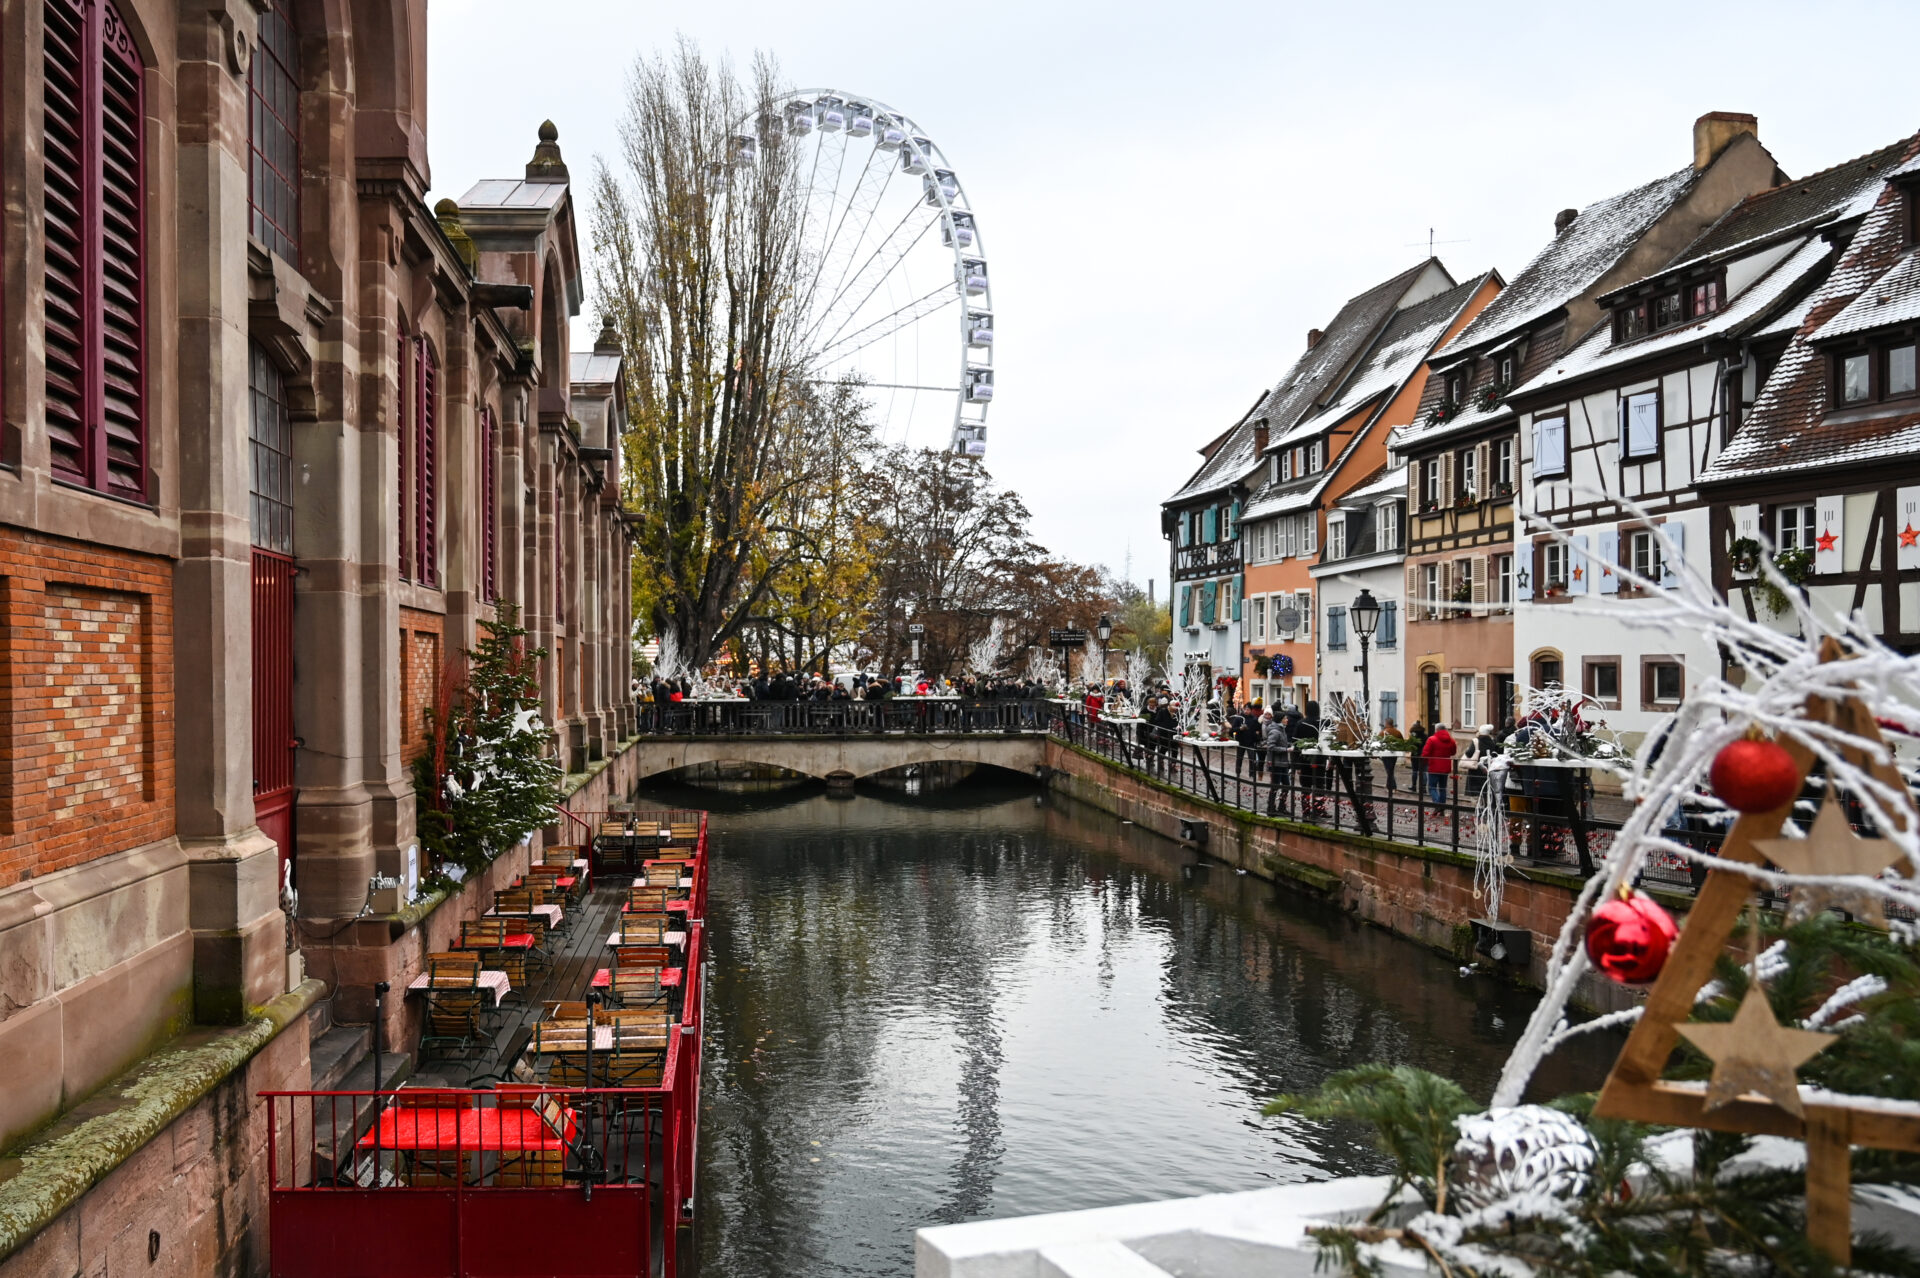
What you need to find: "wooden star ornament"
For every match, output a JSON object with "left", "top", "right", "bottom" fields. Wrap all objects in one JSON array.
[
  {"left": 1676, "top": 986, "right": 1834, "bottom": 1117},
  {"left": 1756, "top": 794, "right": 1905, "bottom": 927}
]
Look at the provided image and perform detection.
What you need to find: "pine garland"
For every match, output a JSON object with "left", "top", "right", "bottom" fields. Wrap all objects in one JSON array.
[{"left": 412, "top": 603, "right": 564, "bottom": 889}]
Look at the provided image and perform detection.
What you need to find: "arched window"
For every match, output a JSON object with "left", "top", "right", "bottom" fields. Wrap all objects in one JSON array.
[
  {"left": 43, "top": 0, "right": 147, "bottom": 500},
  {"left": 248, "top": 0, "right": 300, "bottom": 260}
]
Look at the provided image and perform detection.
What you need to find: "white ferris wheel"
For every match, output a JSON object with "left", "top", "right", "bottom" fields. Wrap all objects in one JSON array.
[{"left": 731, "top": 90, "right": 994, "bottom": 457}]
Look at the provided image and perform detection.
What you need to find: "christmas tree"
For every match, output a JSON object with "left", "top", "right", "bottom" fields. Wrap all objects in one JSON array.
[{"left": 414, "top": 603, "right": 564, "bottom": 887}]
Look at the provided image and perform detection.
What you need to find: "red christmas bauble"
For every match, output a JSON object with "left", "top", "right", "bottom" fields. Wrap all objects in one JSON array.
[
  {"left": 1585, "top": 891, "right": 1678, "bottom": 984},
  {"left": 1709, "top": 737, "right": 1799, "bottom": 813}
]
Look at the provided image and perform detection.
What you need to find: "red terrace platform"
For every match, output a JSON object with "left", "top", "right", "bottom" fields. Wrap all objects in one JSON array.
[{"left": 265, "top": 812, "right": 711, "bottom": 1277}]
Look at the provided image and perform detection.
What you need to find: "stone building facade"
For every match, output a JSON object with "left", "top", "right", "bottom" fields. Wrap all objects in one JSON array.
[{"left": 0, "top": 1, "right": 635, "bottom": 1271}]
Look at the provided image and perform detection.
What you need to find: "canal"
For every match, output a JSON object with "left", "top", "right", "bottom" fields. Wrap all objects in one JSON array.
[{"left": 637, "top": 772, "right": 1617, "bottom": 1277}]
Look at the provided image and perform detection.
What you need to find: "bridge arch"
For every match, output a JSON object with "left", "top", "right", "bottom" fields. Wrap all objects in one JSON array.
[{"left": 627, "top": 736, "right": 1048, "bottom": 785}]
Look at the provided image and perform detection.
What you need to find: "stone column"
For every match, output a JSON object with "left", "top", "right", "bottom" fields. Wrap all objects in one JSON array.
[
  {"left": 173, "top": 6, "right": 287, "bottom": 1021},
  {"left": 532, "top": 424, "right": 561, "bottom": 762}
]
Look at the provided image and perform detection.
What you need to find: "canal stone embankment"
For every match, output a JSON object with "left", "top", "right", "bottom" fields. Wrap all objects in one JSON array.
[{"left": 1042, "top": 738, "right": 1683, "bottom": 1016}]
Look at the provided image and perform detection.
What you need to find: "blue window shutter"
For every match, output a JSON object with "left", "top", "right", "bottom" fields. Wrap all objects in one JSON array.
[
  {"left": 1661, "top": 521, "right": 1685, "bottom": 587},
  {"left": 1200, "top": 580, "right": 1218, "bottom": 625},
  {"left": 1179, "top": 584, "right": 1192, "bottom": 627},
  {"left": 1571, "top": 534, "right": 1591, "bottom": 594},
  {"left": 1597, "top": 528, "right": 1619, "bottom": 594},
  {"left": 1232, "top": 574, "right": 1243, "bottom": 621},
  {"left": 1204, "top": 506, "right": 1218, "bottom": 543}
]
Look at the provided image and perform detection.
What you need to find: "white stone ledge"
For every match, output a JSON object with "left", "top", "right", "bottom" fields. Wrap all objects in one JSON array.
[{"left": 915, "top": 1177, "right": 1429, "bottom": 1278}]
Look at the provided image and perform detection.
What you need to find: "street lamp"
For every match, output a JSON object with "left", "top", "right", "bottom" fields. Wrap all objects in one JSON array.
[
  {"left": 1350, "top": 588, "right": 1381, "bottom": 724},
  {"left": 1095, "top": 612, "right": 1114, "bottom": 682}
]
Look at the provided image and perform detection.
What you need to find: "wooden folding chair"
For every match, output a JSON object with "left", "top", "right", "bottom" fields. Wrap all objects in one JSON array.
[
  {"left": 421, "top": 956, "right": 489, "bottom": 1058},
  {"left": 628, "top": 885, "right": 671, "bottom": 914},
  {"left": 601, "top": 1033, "right": 667, "bottom": 1088},
  {"left": 620, "top": 913, "right": 671, "bottom": 946},
  {"left": 492, "top": 890, "right": 552, "bottom": 966},
  {"left": 541, "top": 1000, "right": 591, "bottom": 1024},
  {"left": 459, "top": 919, "right": 530, "bottom": 988},
  {"left": 641, "top": 864, "right": 687, "bottom": 892},
  {"left": 525, "top": 864, "right": 577, "bottom": 913},
  {"left": 611, "top": 965, "right": 667, "bottom": 1010},
  {"left": 492, "top": 1093, "right": 576, "bottom": 1188}
]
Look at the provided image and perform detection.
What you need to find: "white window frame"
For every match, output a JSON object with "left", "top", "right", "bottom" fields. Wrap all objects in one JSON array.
[
  {"left": 1777, "top": 503, "right": 1816, "bottom": 552},
  {"left": 1544, "top": 542, "right": 1568, "bottom": 590},
  {"left": 1630, "top": 529, "right": 1664, "bottom": 581},
  {"left": 1459, "top": 447, "right": 1478, "bottom": 500},
  {"left": 1253, "top": 594, "right": 1267, "bottom": 641},
  {"left": 1328, "top": 518, "right": 1346, "bottom": 560},
  {"left": 1495, "top": 437, "right": 1514, "bottom": 490},
  {"left": 1496, "top": 553, "right": 1513, "bottom": 608},
  {"left": 1377, "top": 500, "right": 1399, "bottom": 551},
  {"left": 1423, "top": 563, "right": 1439, "bottom": 618},
  {"left": 1459, "top": 672, "right": 1478, "bottom": 729}
]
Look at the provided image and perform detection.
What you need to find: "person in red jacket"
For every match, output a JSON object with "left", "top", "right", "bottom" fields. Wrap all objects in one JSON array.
[{"left": 1421, "top": 722, "right": 1457, "bottom": 805}]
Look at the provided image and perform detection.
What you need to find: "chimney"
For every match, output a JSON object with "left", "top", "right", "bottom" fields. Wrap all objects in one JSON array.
[
  {"left": 1554, "top": 208, "right": 1579, "bottom": 235},
  {"left": 1306, "top": 328, "right": 1324, "bottom": 350},
  {"left": 1693, "top": 111, "right": 1758, "bottom": 170},
  {"left": 1253, "top": 420, "right": 1270, "bottom": 455}
]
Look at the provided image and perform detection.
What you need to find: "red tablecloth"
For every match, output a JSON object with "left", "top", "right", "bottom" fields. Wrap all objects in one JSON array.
[{"left": 357, "top": 1107, "right": 571, "bottom": 1152}]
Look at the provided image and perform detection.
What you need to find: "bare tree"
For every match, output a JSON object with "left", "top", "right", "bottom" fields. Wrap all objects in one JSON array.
[{"left": 591, "top": 40, "right": 856, "bottom": 665}]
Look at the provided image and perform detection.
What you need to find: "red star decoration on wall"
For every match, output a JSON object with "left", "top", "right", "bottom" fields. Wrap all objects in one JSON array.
[
  {"left": 1816, "top": 529, "right": 1838, "bottom": 553},
  {"left": 1573, "top": 566, "right": 1584, "bottom": 581},
  {"left": 1901, "top": 523, "right": 1920, "bottom": 549}
]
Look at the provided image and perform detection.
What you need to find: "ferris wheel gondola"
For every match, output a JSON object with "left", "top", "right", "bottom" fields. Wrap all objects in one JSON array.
[{"left": 730, "top": 88, "right": 994, "bottom": 457}]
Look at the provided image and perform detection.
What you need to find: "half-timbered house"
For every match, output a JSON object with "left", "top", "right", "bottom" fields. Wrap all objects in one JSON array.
[
  {"left": 1508, "top": 134, "right": 1915, "bottom": 739},
  {"left": 1699, "top": 132, "right": 1920, "bottom": 653}
]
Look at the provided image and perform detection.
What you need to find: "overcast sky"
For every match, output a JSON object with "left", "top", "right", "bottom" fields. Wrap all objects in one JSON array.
[{"left": 428, "top": 1, "right": 1917, "bottom": 602}]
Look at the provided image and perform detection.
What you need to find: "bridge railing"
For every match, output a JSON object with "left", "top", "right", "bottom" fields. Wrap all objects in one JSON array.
[{"left": 639, "top": 698, "right": 1051, "bottom": 736}]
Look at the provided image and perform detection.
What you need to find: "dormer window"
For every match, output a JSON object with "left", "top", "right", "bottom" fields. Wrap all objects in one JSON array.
[
  {"left": 1651, "top": 291, "right": 1684, "bottom": 330},
  {"left": 1619, "top": 301, "right": 1649, "bottom": 341},
  {"left": 1691, "top": 281, "right": 1721, "bottom": 316},
  {"left": 1833, "top": 339, "right": 1919, "bottom": 406},
  {"left": 1497, "top": 355, "right": 1514, "bottom": 385},
  {"left": 1447, "top": 373, "right": 1466, "bottom": 405}
]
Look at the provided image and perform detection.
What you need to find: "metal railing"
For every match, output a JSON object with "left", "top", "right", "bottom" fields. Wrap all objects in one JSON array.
[
  {"left": 1048, "top": 711, "right": 1714, "bottom": 891},
  {"left": 640, "top": 698, "right": 1049, "bottom": 736}
]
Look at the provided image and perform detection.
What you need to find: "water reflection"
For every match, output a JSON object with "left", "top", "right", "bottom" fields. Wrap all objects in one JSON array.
[{"left": 656, "top": 775, "right": 1615, "bottom": 1278}]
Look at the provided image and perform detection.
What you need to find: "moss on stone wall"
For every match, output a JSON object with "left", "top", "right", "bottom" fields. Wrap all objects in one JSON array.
[{"left": 0, "top": 979, "right": 323, "bottom": 1263}]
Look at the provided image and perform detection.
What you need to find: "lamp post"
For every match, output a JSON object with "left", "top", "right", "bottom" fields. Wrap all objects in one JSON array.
[
  {"left": 1350, "top": 588, "right": 1381, "bottom": 725},
  {"left": 1095, "top": 612, "right": 1113, "bottom": 681}
]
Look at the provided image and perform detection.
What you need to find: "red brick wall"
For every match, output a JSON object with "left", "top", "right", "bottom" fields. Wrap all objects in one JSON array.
[
  {"left": 400, "top": 607, "right": 444, "bottom": 766},
  {"left": 0, "top": 527, "right": 174, "bottom": 882}
]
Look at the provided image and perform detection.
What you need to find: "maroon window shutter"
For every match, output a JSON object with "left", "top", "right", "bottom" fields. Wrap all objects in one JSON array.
[
  {"left": 397, "top": 332, "right": 410, "bottom": 580},
  {"left": 97, "top": 0, "right": 145, "bottom": 500},
  {"left": 417, "top": 339, "right": 437, "bottom": 587},
  {"left": 42, "top": 0, "right": 90, "bottom": 484},
  {"left": 481, "top": 407, "right": 498, "bottom": 601},
  {"left": 42, "top": 0, "right": 141, "bottom": 496}
]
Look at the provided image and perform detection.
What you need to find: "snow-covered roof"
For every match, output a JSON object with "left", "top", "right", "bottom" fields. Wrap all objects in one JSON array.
[
  {"left": 1165, "top": 261, "right": 1446, "bottom": 507},
  {"left": 1338, "top": 464, "right": 1406, "bottom": 508},
  {"left": 1273, "top": 277, "right": 1486, "bottom": 450},
  {"left": 459, "top": 178, "right": 570, "bottom": 211},
  {"left": 1241, "top": 476, "right": 1327, "bottom": 521},
  {"left": 1704, "top": 133, "right": 1920, "bottom": 484},
  {"left": 1810, "top": 248, "right": 1920, "bottom": 341},
  {"left": 571, "top": 350, "right": 622, "bottom": 385},
  {"left": 1435, "top": 167, "right": 1700, "bottom": 361},
  {"left": 1522, "top": 237, "right": 1831, "bottom": 393},
  {"left": 1640, "top": 142, "right": 1903, "bottom": 283}
]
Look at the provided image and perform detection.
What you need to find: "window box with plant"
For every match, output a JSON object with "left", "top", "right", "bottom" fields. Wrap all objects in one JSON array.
[
  {"left": 1729, "top": 536, "right": 1815, "bottom": 617},
  {"left": 1475, "top": 381, "right": 1510, "bottom": 412}
]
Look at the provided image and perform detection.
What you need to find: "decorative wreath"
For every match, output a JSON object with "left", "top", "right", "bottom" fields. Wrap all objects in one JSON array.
[{"left": 1269, "top": 654, "right": 1295, "bottom": 679}]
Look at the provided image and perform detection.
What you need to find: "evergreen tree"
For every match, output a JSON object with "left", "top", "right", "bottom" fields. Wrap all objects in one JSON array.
[{"left": 413, "top": 603, "right": 563, "bottom": 887}]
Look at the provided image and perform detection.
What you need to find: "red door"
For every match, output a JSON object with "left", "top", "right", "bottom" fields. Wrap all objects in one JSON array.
[{"left": 253, "top": 549, "right": 297, "bottom": 882}]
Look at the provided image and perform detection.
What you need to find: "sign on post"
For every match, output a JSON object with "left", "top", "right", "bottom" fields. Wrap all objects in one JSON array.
[{"left": 1048, "top": 628, "right": 1088, "bottom": 647}]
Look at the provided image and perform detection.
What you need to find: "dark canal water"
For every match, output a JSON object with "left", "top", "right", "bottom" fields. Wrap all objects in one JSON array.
[{"left": 637, "top": 773, "right": 1615, "bottom": 1278}]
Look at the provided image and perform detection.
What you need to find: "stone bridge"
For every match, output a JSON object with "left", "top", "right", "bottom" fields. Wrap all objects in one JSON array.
[{"left": 627, "top": 732, "right": 1050, "bottom": 784}]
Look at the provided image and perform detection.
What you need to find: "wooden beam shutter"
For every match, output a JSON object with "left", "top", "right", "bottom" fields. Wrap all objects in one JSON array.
[{"left": 42, "top": 0, "right": 146, "bottom": 499}]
